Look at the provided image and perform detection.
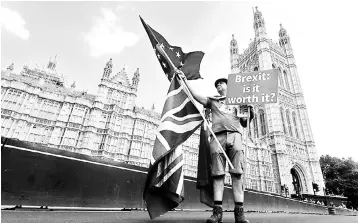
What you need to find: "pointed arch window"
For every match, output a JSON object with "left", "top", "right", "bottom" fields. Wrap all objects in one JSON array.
[
  {"left": 259, "top": 109, "right": 267, "bottom": 136},
  {"left": 253, "top": 115, "right": 259, "bottom": 138},
  {"left": 292, "top": 112, "right": 300, "bottom": 139},
  {"left": 248, "top": 121, "right": 252, "bottom": 138},
  {"left": 254, "top": 67, "right": 258, "bottom": 71},
  {"left": 283, "top": 70, "right": 290, "bottom": 91},
  {"left": 286, "top": 109, "right": 293, "bottom": 137},
  {"left": 280, "top": 107, "right": 286, "bottom": 134},
  {"left": 278, "top": 67, "right": 285, "bottom": 88}
]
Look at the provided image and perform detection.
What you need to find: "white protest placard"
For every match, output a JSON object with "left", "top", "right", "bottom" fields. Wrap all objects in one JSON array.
[{"left": 226, "top": 69, "right": 279, "bottom": 105}]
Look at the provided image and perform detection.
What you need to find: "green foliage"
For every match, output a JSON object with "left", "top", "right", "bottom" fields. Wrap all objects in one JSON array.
[{"left": 320, "top": 155, "right": 358, "bottom": 210}]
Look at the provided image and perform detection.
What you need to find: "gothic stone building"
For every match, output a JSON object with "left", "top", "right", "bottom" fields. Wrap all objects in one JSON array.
[
  {"left": 1, "top": 57, "right": 277, "bottom": 193},
  {"left": 1, "top": 7, "right": 323, "bottom": 196},
  {"left": 1, "top": 58, "right": 200, "bottom": 178},
  {"left": 230, "top": 7, "right": 324, "bottom": 195}
]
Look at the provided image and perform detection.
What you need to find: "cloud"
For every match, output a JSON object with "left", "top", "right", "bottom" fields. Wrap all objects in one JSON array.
[
  {"left": 115, "top": 2, "right": 135, "bottom": 12},
  {"left": 83, "top": 8, "right": 140, "bottom": 57},
  {"left": 0, "top": 6, "right": 30, "bottom": 40},
  {"left": 206, "top": 32, "right": 230, "bottom": 53}
]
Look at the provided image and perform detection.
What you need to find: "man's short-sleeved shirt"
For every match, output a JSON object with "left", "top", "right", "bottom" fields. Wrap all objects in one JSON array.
[{"left": 206, "top": 96, "right": 243, "bottom": 134}]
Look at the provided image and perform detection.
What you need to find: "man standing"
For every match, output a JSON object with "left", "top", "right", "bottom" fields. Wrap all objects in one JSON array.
[{"left": 179, "top": 73, "right": 253, "bottom": 223}]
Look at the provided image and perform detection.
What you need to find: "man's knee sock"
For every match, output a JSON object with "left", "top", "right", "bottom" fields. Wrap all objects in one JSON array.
[
  {"left": 214, "top": 200, "right": 223, "bottom": 207},
  {"left": 235, "top": 202, "right": 243, "bottom": 206}
]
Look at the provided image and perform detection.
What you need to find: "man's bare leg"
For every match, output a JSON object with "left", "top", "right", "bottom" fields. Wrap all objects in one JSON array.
[
  {"left": 213, "top": 175, "right": 225, "bottom": 201},
  {"left": 231, "top": 174, "right": 244, "bottom": 202}
]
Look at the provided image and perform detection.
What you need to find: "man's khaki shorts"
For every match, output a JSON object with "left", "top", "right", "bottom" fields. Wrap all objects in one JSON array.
[{"left": 209, "top": 131, "right": 245, "bottom": 176}]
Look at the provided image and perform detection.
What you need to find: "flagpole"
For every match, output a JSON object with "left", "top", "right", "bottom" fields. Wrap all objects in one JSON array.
[
  {"left": 244, "top": 106, "right": 250, "bottom": 191},
  {"left": 156, "top": 44, "right": 235, "bottom": 169},
  {"left": 245, "top": 106, "right": 250, "bottom": 157}
]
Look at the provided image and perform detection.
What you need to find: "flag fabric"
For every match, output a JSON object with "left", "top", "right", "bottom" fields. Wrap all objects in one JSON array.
[
  {"left": 143, "top": 77, "right": 203, "bottom": 219},
  {"left": 140, "top": 16, "right": 204, "bottom": 81},
  {"left": 196, "top": 120, "right": 215, "bottom": 207}
]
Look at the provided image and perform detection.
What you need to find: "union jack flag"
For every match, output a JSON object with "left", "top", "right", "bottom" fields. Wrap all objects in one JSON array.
[
  {"left": 140, "top": 16, "right": 205, "bottom": 219},
  {"left": 143, "top": 77, "right": 203, "bottom": 219}
]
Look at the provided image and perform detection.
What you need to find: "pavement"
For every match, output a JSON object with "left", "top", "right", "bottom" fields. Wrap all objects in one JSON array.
[{"left": 2, "top": 210, "right": 358, "bottom": 223}]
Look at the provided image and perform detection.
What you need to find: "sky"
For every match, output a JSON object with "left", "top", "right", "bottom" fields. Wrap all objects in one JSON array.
[{"left": 1, "top": 1, "right": 357, "bottom": 160}]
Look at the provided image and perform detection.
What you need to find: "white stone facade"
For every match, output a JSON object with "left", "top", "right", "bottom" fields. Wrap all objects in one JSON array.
[
  {"left": 1, "top": 58, "right": 200, "bottom": 179},
  {"left": 230, "top": 7, "right": 325, "bottom": 195}
]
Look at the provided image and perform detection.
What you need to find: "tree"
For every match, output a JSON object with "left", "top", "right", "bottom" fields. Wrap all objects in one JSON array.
[{"left": 320, "top": 155, "right": 358, "bottom": 210}]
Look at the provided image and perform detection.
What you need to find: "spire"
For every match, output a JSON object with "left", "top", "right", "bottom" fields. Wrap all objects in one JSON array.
[
  {"left": 47, "top": 55, "right": 58, "bottom": 70},
  {"left": 151, "top": 103, "right": 155, "bottom": 110},
  {"left": 279, "top": 23, "right": 290, "bottom": 47},
  {"left": 278, "top": 23, "right": 294, "bottom": 57},
  {"left": 71, "top": 81, "right": 76, "bottom": 88},
  {"left": 107, "top": 58, "right": 113, "bottom": 67},
  {"left": 230, "top": 34, "right": 238, "bottom": 55},
  {"left": 53, "top": 55, "right": 58, "bottom": 69},
  {"left": 6, "top": 63, "right": 14, "bottom": 71},
  {"left": 132, "top": 68, "right": 140, "bottom": 88},
  {"left": 230, "top": 34, "right": 240, "bottom": 73},
  {"left": 103, "top": 58, "right": 113, "bottom": 79},
  {"left": 253, "top": 6, "right": 267, "bottom": 38}
]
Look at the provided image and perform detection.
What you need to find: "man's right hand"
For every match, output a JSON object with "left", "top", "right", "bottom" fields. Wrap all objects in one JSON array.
[{"left": 175, "top": 69, "right": 187, "bottom": 81}]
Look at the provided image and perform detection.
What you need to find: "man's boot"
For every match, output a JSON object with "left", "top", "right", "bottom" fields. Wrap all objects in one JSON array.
[
  {"left": 234, "top": 205, "right": 249, "bottom": 223},
  {"left": 206, "top": 205, "right": 223, "bottom": 223}
]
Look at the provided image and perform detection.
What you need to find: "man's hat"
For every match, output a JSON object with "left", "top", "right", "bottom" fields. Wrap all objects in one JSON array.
[{"left": 214, "top": 78, "right": 228, "bottom": 88}]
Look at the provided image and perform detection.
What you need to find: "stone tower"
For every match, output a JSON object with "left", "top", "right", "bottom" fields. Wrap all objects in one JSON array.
[
  {"left": 102, "top": 58, "right": 113, "bottom": 79},
  {"left": 47, "top": 55, "right": 58, "bottom": 70},
  {"left": 7, "top": 63, "right": 14, "bottom": 71},
  {"left": 230, "top": 7, "right": 324, "bottom": 196},
  {"left": 230, "top": 34, "right": 240, "bottom": 73},
  {"left": 132, "top": 68, "right": 140, "bottom": 89}
]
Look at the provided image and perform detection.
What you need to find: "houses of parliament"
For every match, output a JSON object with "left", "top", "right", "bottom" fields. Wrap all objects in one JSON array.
[{"left": 1, "top": 7, "right": 324, "bottom": 196}]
